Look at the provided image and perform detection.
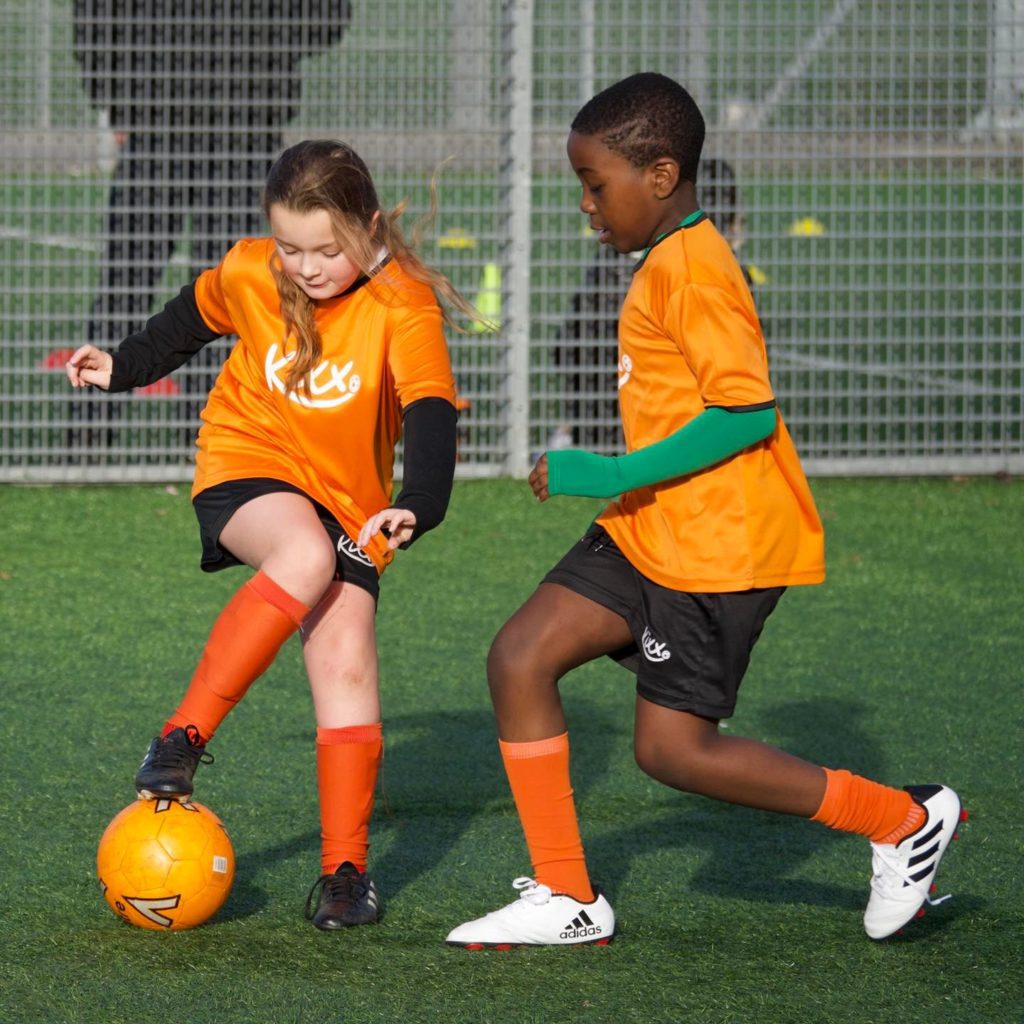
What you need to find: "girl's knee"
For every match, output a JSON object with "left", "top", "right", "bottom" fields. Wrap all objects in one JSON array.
[{"left": 267, "top": 533, "right": 338, "bottom": 605}]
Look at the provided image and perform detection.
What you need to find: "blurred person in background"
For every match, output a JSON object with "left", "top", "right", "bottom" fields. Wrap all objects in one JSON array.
[{"left": 67, "top": 0, "right": 353, "bottom": 457}]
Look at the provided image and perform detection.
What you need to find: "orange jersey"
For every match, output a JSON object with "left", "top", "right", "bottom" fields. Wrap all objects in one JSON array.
[
  {"left": 597, "top": 216, "right": 825, "bottom": 592},
  {"left": 191, "top": 238, "right": 456, "bottom": 572}
]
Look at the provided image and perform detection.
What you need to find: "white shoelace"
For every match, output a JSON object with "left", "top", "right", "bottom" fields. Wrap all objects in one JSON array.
[
  {"left": 512, "top": 876, "right": 553, "bottom": 906},
  {"left": 870, "top": 845, "right": 953, "bottom": 905}
]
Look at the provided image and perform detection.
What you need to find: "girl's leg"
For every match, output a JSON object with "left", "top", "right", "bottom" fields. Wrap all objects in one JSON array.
[
  {"left": 487, "top": 582, "right": 633, "bottom": 901},
  {"left": 301, "top": 580, "right": 384, "bottom": 929},
  {"left": 302, "top": 580, "right": 382, "bottom": 876},
  {"left": 165, "top": 492, "right": 338, "bottom": 741}
]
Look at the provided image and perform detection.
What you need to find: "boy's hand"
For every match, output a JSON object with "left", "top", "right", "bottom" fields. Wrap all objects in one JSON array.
[
  {"left": 66, "top": 345, "right": 114, "bottom": 390},
  {"left": 529, "top": 454, "right": 550, "bottom": 502},
  {"left": 358, "top": 507, "right": 417, "bottom": 551}
]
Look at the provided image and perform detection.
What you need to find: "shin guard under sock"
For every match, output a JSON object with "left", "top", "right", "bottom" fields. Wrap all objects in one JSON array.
[
  {"left": 165, "top": 571, "right": 310, "bottom": 742},
  {"left": 811, "top": 767, "right": 924, "bottom": 843},
  {"left": 316, "top": 723, "right": 383, "bottom": 874},
  {"left": 499, "top": 732, "right": 595, "bottom": 902}
]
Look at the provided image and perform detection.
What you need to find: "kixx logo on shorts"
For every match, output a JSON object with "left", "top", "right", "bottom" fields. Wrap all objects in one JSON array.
[
  {"left": 265, "top": 344, "right": 362, "bottom": 408},
  {"left": 338, "top": 535, "right": 375, "bottom": 567},
  {"left": 641, "top": 626, "right": 671, "bottom": 662}
]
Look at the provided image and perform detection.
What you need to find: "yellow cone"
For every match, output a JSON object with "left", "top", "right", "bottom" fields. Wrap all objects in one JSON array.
[
  {"left": 472, "top": 262, "right": 502, "bottom": 333},
  {"left": 746, "top": 263, "right": 769, "bottom": 285},
  {"left": 439, "top": 227, "right": 477, "bottom": 250},
  {"left": 787, "top": 217, "right": 826, "bottom": 237}
]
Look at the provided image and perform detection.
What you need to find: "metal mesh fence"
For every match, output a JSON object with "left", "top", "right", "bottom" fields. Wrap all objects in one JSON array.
[{"left": 2, "top": 0, "right": 1022, "bottom": 481}]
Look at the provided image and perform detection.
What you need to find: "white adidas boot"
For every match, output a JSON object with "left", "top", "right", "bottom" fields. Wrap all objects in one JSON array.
[
  {"left": 446, "top": 877, "right": 615, "bottom": 949},
  {"left": 864, "top": 784, "right": 966, "bottom": 940}
]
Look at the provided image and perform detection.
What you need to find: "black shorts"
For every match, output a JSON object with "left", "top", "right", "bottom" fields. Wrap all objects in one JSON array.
[
  {"left": 192, "top": 477, "right": 380, "bottom": 601},
  {"left": 543, "top": 526, "right": 784, "bottom": 719}
]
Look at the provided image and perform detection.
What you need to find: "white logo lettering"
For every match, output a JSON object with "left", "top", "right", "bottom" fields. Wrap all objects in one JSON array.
[
  {"left": 337, "top": 535, "right": 375, "bottom": 567},
  {"left": 265, "top": 344, "right": 361, "bottom": 409},
  {"left": 617, "top": 352, "right": 633, "bottom": 389},
  {"left": 641, "top": 626, "right": 671, "bottom": 663}
]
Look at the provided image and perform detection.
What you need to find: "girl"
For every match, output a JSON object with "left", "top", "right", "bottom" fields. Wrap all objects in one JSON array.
[{"left": 67, "top": 140, "right": 476, "bottom": 930}]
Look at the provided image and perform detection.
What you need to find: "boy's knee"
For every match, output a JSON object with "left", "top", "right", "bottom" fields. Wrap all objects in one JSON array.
[
  {"left": 486, "top": 623, "right": 552, "bottom": 692},
  {"left": 634, "top": 732, "right": 699, "bottom": 791},
  {"left": 486, "top": 628, "right": 521, "bottom": 690},
  {"left": 634, "top": 739, "right": 664, "bottom": 784}
]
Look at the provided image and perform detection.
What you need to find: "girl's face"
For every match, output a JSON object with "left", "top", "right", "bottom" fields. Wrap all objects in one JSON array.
[{"left": 268, "top": 205, "right": 363, "bottom": 299}]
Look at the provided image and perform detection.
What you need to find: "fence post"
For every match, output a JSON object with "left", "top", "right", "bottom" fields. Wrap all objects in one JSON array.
[{"left": 499, "top": 0, "right": 534, "bottom": 478}]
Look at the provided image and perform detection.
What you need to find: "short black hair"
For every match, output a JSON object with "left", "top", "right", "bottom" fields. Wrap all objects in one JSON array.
[{"left": 571, "top": 72, "right": 705, "bottom": 182}]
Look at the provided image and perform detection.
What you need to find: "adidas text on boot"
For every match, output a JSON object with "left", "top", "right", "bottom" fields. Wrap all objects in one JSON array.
[
  {"left": 864, "top": 784, "right": 967, "bottom": 940},
  {"left": 446, "top": 877, "right": 615, "bottom": 949}
]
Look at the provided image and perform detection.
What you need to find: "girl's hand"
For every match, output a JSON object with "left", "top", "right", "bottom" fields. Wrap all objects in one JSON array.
[
  {"left": 358, "top": 507, "right": 418, "bottom": 551},
  {"left": 66, "top": 345, "right": 114, "bottom": 390},
  {"left": 529, "top": 454, "right": 550, "bottom": 501}
]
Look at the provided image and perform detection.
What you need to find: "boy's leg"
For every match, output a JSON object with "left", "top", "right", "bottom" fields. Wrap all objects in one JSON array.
[
  {"left": 634, "top": 698, "right": 882, "bottom": 823},
  {"left": 302, "top": 580, "right": 383, "bottom": 930},
  {"left": 490, "top": 582, "right": 633, "bottom": 893},
  {"left": 446, "top": 582, "right": 629, "bottom": 947},
  {"left": 633, "top": 699, "right": 963, "bottom": 939}
]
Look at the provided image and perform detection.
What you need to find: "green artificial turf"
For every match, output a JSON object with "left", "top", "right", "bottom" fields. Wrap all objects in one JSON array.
[{"left": 1, "top": 477, "right": 1022, "bottom": 1023}]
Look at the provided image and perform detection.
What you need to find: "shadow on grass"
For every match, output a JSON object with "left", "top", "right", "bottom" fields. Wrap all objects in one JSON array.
[
  {"left": 360, "top": 699, "right": 626, "bottom": 899},
  {"left": 218, "top": 829, "right": 319, "bottom": 922}
]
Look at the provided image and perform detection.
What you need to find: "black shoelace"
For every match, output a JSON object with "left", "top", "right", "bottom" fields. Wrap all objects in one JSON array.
[
  {"left": 152, "top": 725, "right": 214, "bottom": 770},
  {"left": 304, "top": 866, "right": 368, "bottom": 919}
]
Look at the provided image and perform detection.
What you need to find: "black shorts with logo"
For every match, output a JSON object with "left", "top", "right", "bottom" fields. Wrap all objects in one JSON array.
[
  {"left": 543, "top": 526, "right": 784, "bottom": 719},
  {"left": 192, "top": 477, "right": 380, "bottom": 600}
]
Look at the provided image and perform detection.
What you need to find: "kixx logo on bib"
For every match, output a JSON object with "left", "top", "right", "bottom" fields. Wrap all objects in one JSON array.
[
  {"left": 617, "top": 353, "right": 633, "bottom": 389},
  {"left": 265, "top": 345, "right": 361, "bottom": 408}
]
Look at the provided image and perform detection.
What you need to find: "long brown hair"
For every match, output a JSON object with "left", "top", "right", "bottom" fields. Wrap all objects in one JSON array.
[{"left": 261, "top": 140, "right": 480, "bottom": 396}]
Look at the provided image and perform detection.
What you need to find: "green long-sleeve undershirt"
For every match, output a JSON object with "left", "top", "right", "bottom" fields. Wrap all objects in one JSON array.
[{"left": 546, "top": 405, "right": 777, "bottom": 499}]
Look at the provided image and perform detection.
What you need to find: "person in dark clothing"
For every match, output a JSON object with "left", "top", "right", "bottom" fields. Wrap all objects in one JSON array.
[
  {"left": 69, "top": 0, "right": 353, "bottom": 457},
  {"left": 551, "top": 157, "right": 749, "bottom": 452}
]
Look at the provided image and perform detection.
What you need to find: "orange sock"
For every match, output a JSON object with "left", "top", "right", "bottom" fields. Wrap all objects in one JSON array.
[
  {"left": 164, "top": 571, "right": 310, "bottom": 742},
  {"left": 316, "top": 723, "right": 383, "bottom": 874},
  {"left": 500, "top": 733, "right": 594, "bottom": 902},
  {"left": 811, "top": 768, "right": 925, "bottom": 843}
]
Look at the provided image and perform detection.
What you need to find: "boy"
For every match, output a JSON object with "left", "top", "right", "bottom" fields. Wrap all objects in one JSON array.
[
  {"left": 446, "top": 73, "right": 963, "bottom": 948},
  {"left": 552, "top": 157, "right": 750, "bottom": 453}
]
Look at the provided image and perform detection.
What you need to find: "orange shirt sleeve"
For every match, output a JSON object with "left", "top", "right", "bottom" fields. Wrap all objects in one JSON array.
[
  {"left": 668, "top": 283, "right": 775, "bottom": 408},
  {"left": 386, "top": 302, "right": 457, "bottom": 409},
  {"left": 193, "top": 249, "right": 242, "bottom": 336}
]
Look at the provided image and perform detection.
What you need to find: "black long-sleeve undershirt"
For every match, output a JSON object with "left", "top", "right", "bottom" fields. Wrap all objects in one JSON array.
[
  {"left": 391, "top": 397, "right": 458, "bottom": 544},
  {"left": 108, "top": 283, "right": 222, "bottom": 392},
  {"left": 105, "top": 283, "right": 457, "bottom": 545}
]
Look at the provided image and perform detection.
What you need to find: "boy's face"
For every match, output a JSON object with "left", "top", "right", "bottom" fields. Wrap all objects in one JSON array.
[{"left": 567, "top": 130, "right": 679, "bottom": 254}]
